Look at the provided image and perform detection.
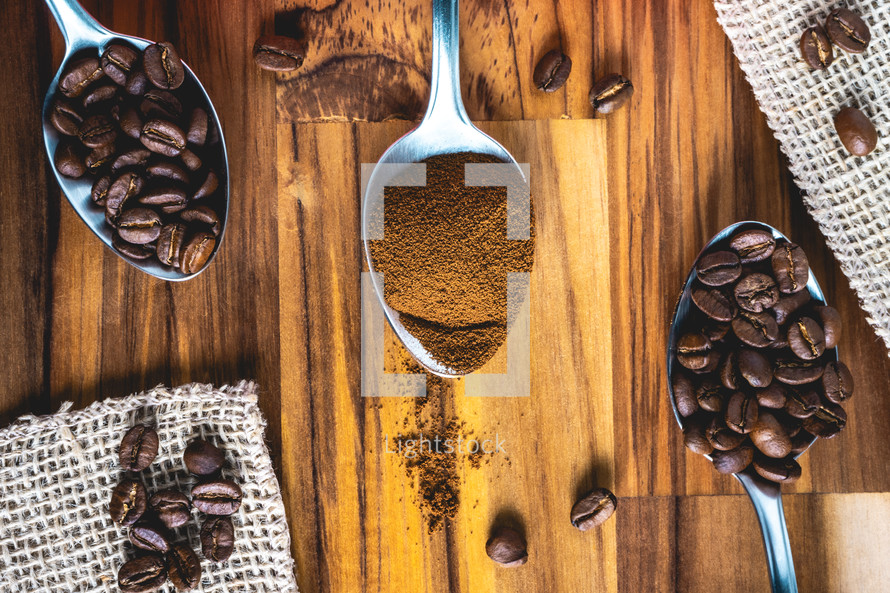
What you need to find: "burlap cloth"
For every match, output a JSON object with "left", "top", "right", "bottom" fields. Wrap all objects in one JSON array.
[
  {"left": 0, "top": 382, "right": 299, "bottom": 593},
  {"left": 713, "top": 0, "right": 890, "bottom": 354}
]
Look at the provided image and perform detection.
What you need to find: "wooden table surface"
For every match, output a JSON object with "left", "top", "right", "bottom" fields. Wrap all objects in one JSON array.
[{"left": 3, "top": 0, "right": 890, "bottom": 592}]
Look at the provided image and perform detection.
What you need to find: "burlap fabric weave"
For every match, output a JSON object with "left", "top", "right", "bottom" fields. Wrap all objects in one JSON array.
[
  {"left": 714, "top": 0, "right": 890, "bottom": 353},
  {"left": 0, "top": 382, "right": 299, "bottom": 593}
]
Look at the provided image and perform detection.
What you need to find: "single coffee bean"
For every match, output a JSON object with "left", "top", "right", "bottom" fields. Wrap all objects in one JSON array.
[
  {"left": 139, "top": 187, "right": 188, "bottom": 214},
  {"left": 757, "top": 383, "right": 788, "bottom": 409},
  {"left": 750, "top": 410, "right": 792, "bottom": 458},
  {"left": 119, "top": 424, "right": 159, "bottom": 471},
  {"left": 86, "top": 143, "right": 116, "bottom": 174},
  {"left": 790, "top": 430, "right": 815, "bottom": 455},
  {"left": 180, "top": 206, "right": 221, "bottom": 236},
  {"left": 732, "top": 310, "right": 779, "bottom": 348},
  {"left": 711, "top": 444, "right": 754, "bottom": 474},
  {"left": 105, "top": 172, "right": 145, "bottom": 226},
  {"left": 119, "top": 107, "right": 144, "bottom": 139},
  {"left": 570, "top": 487, "right": 617, "bottom": 531},
  {"left": 118, "top": 554, "right": 167, "bottom": 593},
  {"left": 201, "top": 516, "right": 235, "bottom": 562},
  {"left": 776, "top": 411, "right": 803, "bottom": 438},
  {"left": 822, "top": 361, "right": 854, "bottom": 403},
  {"left": 192, "top": 479, "right": 242, "bottom": 515},
  {"left": 125, "top": 68, "right": 150, "bottom": 96},
  {"left": 788, "top": 316, "right": 825, "bottom": 360},
  {"left": 753, "top": 455, "right": 802, "bottom": 483},
  {"left": 772, "top": 243, "right": 809, "bottom": 294},
  {"left": 50, "top": 98, "right": 84, "bottom": 136},
  {"left": 82, "top": 83, "right": 118, "bottom": 110},
  {"left": 149, "top": 488, "right": 191, "bottom": 529},
  {"left": 730, "top": 229, "right": 775, "bottom": 263},
  {"left": 485, "top": 526, "right": 528, "bottom": 566},
  {"left": 683, "top": 413, "right": 714, "bottom": 455},
  {"left": 691, "top": 351, "right": 720, "bottom": 375},
  {"left": 141, "top": 119, "right": 187, "bottom": 157},
  {"left": 533, "top": 49, "right": 572, "bottom": 92},
  {"left": 59, "top": 57, "right": 105, "bottom": 98},
  {"left": 54, "top": 141, "right": 86, "bottom": 178},
  {"left": 118, "top": 208, "right": 163, "bottom": 244},
  {"left": 112, "top": 148, "right": 152, "bottom": 174},
  {"left": 130, "top": 522, "right": 171, "bottom": 553},
  {"left": 834, "top": 106, "right": 878, "bottom": 157},
  {"left": 180, "top": 148, "right": 203, "bottom": 171},
  {"left": 672, "top": 372, "right": 699, "bottom": 417},
  {"left": 143, "top": 42, "right": 185, "bottom": 90},
  {"left": 826, "top": 8, "right": 871, "bottom": 53},
  {"left": 692, "top": 286, "right": 737, "bottom": 321},
  {"left": 696, "top": 251, "right": 741, "bottom": 286},
  {"left": 253, "top": 35, "right": 307, "bottom": 72},
  {"left": 184, "top": 438, "right": 225, "bottom": 475},
  {"left": 725, "top": 391, "right": 759, "bottom": 434},
  {"left": 102, "top": 43, "right": 140, "bottom": 85},
  {"left": 141, "top": 89, "right": 183, "bottom": 120},
  {"left": 696, "top": 380, "right": 724, "bottom": 413},
  {"left": 814, "top": 306, "right": 842, "bottom": 349},
  {"left": 109, "top": 478, "right": 147, "bottom": 526},
  {"left": 737, "top": 349, "right": 773, "bottom": 388},
  {"left": 179, "top": 232, "right": 217, "bottom": 275},
  {"left": 784, "top": 388, "right": 820, "bottom": 418},
  {"left": 147, "top": 160, "right": 190, "bottom": 184},
  {"left": 719, "top": 351, "right": 742, "bottom": 390},
  {"left": 702, "top": 320, "right": 730, "bottom": 341},
  {"left": 91, "top": 174, "right": 112, "bottom": 206},
  {"left": 187, "top": 108, "right": 209, "bottom": 146},
  {"left": 589, "top": 73, "right": 633, "bottom": 116},
  {"left": 800, "top": 26, "right": 834, "bottom": 70},
  {"left": 706, "top": 415, "right": 746, "bottom": 451},
  {"left": 774, "top": 358, "right": 824, "bottom": 385},
  {"left": 734, "top": 273, "right": 779, "bottom": 313},
  {"left": 167, "top": 543, "right": 202, "bottom": 590},
  {"left": 772, "top": 290, "right": 810, "bottom": 325},
  {"left": 78, "top": 114, "right": 116, "bottom": 148},
  {"left": 113, "top": 234, "right": 155, "bottom": 260},
  {"left": 192, "top": 169, "right": 219, "bottom": 201},
  {"left": 802, "top": 401, "right": 847, "bottom": 438},
  {"left": 676, "top": 333, "right": 711, "bottom": 370},
  {"left": 156, "top": 223, "right": 188, "bottom": 267}
]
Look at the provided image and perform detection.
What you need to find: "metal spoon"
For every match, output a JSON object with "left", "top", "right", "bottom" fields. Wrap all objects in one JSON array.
[
  {"left": 667, "top": 221, "right": 839, "bottom": 593},
  {"left": 42, "top": 0, "right": 228, "bottom": 281},
  {"left": 360, "top": 0, "right": 528, "bottom": 376}
]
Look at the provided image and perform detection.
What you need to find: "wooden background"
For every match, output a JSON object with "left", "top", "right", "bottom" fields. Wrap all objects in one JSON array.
[{"left": 2, "top": 0, "right": 890, "bottom": 591}]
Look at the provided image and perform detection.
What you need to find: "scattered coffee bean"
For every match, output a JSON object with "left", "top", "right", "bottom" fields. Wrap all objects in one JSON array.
[
  {"left": 59, "top": 57, "right": 105, "bottom": 98},
  {"left": 737, "top": 349, "right": 773, "bottom": 388},
  {"left": 734, "top": 273, "right": 779, "bottom": 313},
  {"left": 691, "top": 285, "right": 737, "bottom": 321},
  {"left": 184, "top": 438, "right": 226, "bottom": 476},
  {"left": 113, "top": 234, "right": 155, "bottom": 260},
  {"left": 696, "top": 380, "right": 724, "bottom": 413},
  {"left": 180, "top": 148, "right": 203, "bottom": 171},
  {"left": 101, "top": 43, "right": 140, "bottom": 86},
  {"left": 814, "top": 306, "right": 842, "bottom": 349},
  {"left": 109, "top": 478, "right": 147, "bottom": 526},
  {"left": 157, "top": 223, "right": 188, "bottom": 267},
  {"left": 711, "top": 443, "right": 754, "bottom": 474},
  {"left": 140, "top": 119, "right": 186, "bottom": 156},
  {"left": 787, "top": 316, "right": 825, "bottom": 360},
  {"left": 91, "top": 174, "right": 112, "bottom": 206},
  {"left": 834, "top": 106, "right": 877, "bottom": 157},
  {"left": 86, "top": 143, "right": 116, "bottom": 173},
  {"left": 753, "top": 455, "right": 802, "bottom": 483},
  {"left": 707, "top": 415, "right": 746, "bottom": 451},
  {"left": 485, "top": 526, "right": 528, "bottom": 567},
  {"left": 730, "top": 229, "right": 775, "bottom": 263},
  {"left": 696, "top": 251, "right": 741, "bottom": 286},
  {"left": 167, "top": 542, "right": 202, "bottom": 590},
  {"left": 54, "top": 141, "right": 86, "bottom": 178},
  {"left": 784, "top": 388, "right": 820, "bottom": 419},
  {"left": 105, "top": 172, "right": 144, "bottom": 226},
  {"left": 756, "top": 383, "right": 787, "bottom": 409},
  {"left": 803, "top": 400, "right": 847, "bottom": 438},
  {"left": 772, "top": 243, "right": 809, "bottom": 294},
  {"left": 750, "top": 410, "right": 792, "bottom": 458},
  {"left": 118, "top": 554, "right": 167, "bottom": 593},
  {"left": 111, "top": 148, "right": 151, "bottom": 173},
  {"left": 192, "top": 479, "right": 242, "bottom": 515},
  {"left": 118, "top": 107, "right": 144, "bottom": 139},
  {"left": 672, "top": 372, "right": 699, "bottom": 417},
  {"left": 146, "top": 160, "right": 190, "bottom": 184},
  {"left": 589, "top": 73, "right": 633, "bottom": 116},
  {"left": 533, "top": 49, "right": 572, "bottom": 92},
  {"left": 138, "top": 187, "right": 188, "bottom": 213},
  {"left": 683, "top": 414, "right": 714, "bottom": 455},
  {"left": 82, "top": 83, "right": 118, "bottom": 110},
  {"left": 570, "top": 487, "right": 617, "bottom": 531},
  {"left": 50, "top": 98, "right": 84, "bottom": 136},
  {"left": 129, "top": 522, "right": 171, "bottom": 553},
  {"left": 725, "top": 391, "right": 759, "bottom": 434},
  {"left": 149, "top": 488, "right": 191, "bottom": 529},
  {"left": 800, "top": 26, "right": 834, "bottom": 69},
  {"left": 119, "top": 425, "right": 159, "bottom": 471},
  {"left": 732, "top": 310, "right": 779, "bottom": 348},
  {"left": 773, "top": 290, "right": 810, "bottom": 325},
  {"left": 822, "top": 361, "right": 854, "bottom": 403},
  {"left": 253, "top": 35, "right": 307, "bottom": 72},
  {"left": 826, "top": 8, "right": 871, "bottom": 53},
  {"left": 179, "top": 232, "right": 217, "bottom": 275},
  {"left": 79, "top": 114, "right": 116, "bottom": 148},
  {"left": 200, "top": 516, "right": 235, "bottom": 562},
  {"left": 143, "top": 42, "right": 185, "bottom": 90},
  {"left": 676, "top": 333, "right": 712, "bottom": 370},
  {"left": 774, "top": 358, "right": 824, "bottom": 385},
  {"left": 187, "top": 108, "right": 209, "bottom": 146},
  {"left": 125, "top": 68, "right": 150, "bottom": 96},
  {"left": 118, "top": 208, "right": 163, "bottom": 244}
]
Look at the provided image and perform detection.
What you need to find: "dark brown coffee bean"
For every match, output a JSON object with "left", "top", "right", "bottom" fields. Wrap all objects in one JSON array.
[
  {"left": 589, "top": 73, "right": 633, "bottom": 116},
  {"left": 167, "top": 543, "right": 202, "bottom": 590},
  {"left": 772, "top": 290, "right": 810, "bottom": 325},
  {"left": 184, "top": 438, "right": 225, "bottom": 475},
  {"left": 156, "top": 223, "right": 187, "bottom": 267},
  {"left": 692, "top": 286, "right": 737, "bottom": 322},
  {"left": 702, "top": 320, "right": 730, "bottom": 341},
  {"left": 790, "top": 430, "right": 815, "bottom": 455},
  {"left": 143, "top": 42, "right": 185, "bottom": 90},
  {"left": 139, "top": 187, "right": 188, "bottom": 213},
  {"left": 672, "top": 372, "right": 699, "bottom": 417},
  {"left": 788, "top": 316, "right": 825, "bottom": 360},
  {"left": 683, "top": 413, "right": 714, "bottom": 455},
  {"left": 707, "top": 415, "right": 746, "bottom": 451},
  {"left": 106, "top": 172, "right": 145, "bottom": 226},
  {"left": 784, "top": 388, "right": 820, "bottom": 418},
  {"left": 696, "top": 380, "right": 724, "bottom": 413},
  {"left": 757, "top": 383, "right": 788, "bottom": 409},
  {"left": 130, "top": 522, "right": 171, "bottom": 553},
  {"left": 119, "top": 425, "right": 159, "bottom": 471},
  {"left": 85, "top": 143, "right": 116, "bottom": 174},
  {"left": 802, "top": 401, "right": 847, "bottom": 438},
  {"left": 192, "top": 479, "right": 242, "bottom": 515},
  {"left": 696, "top": 251, "right": 741, "bottom": 286},
  {"left": 822, "top": 361, "right": 854, "bottom": 403},
  {"left": 253, "top": 35, "right": 307, "bottom": 72},
  {"left": 772, "top": 243, "right": 809, "bottom": 294},
  {"left": 147, "top": 160, "right": 190, "bottom": 184},
  {"left": 485, "top": 526, "right": 527, "bottom": 566},
  {"left": 192, "top": 170, "right": 219, "bottom": 201},
  {"left": 112, "top": 148, "right": 152, "bottom": 174},
  {"left": 834, "top": 107, "right": 878, "bottom": 157},
  {"left": 734, "top": 273, "right": 779, "bottom": 313},
  {"left": 180, "top": 206, "right": 221, "bottom": 236},
  {"left": 59, "top": 57, "right": 105, "bottom": 97},
  {"left": 118, "top": 208, "right": 163, "bottom": 244},
  {"left": 814, "top": 306, "right": 842, "bottom": 349},
  {"left": 800, "top": 26, "right": 834, "bottom": 70},
  {"left": 753, "top": 455, "right": 802, "bottom": 483},
  {"left": 125, "top": 68, "right": 150, "bottom": 96},
  {"left": 737, "top": 349, "right": 773, "bottom": 388},
  {"left": 719, "top": 351, "right": 742, "bottom": 390},
  {"left": 91, "top": 175, "right": 112, "bottom": 206},
  {"left": 201, "top": 516, "right": 235, "bottom": 562},
  {"left": 776, "top": 410, "right": 802, "bottom": 438},
  {"left": 711, "top": 444, "right": 754, "bottom": 474},
  {"left": 187, "top": 108, "right": 209, "bottom": 146},
  {"left": 54, "top": 141, "right": 86, "bottom": 178},
  {"left": 101, "top": 43, "right": 140, "bottom": 85},
  {"left": 141, "top": 89, "right": 183, "bottom": 120},
  {"left": 141, "top": 119, "right": 186, "bottom": 157},
  {"left": 113, "top": 234, "right": 155, "bottom": 260},
  {"left": 50, "top": 98, "right": 83, "bottom": 136},
  {"left": 78, "top": 114, "right": 116, "bottom": 148},
  {"left": 692, "top": 351, "right": 720, "bottom": 375},
  {"left": 774, "top": 358, "right": 824, "bottom": 385},
  {"left": 109, "top": 478, "right": 147, "bottom": 526},
  {"left": 118, "top": 554, "right": 167, "bottom": 593},
  {"left": 149, "top": 488, "right": 191, "bottom": 529},
  {"left": 751, "top": 410, "right": 792, "bottom": 458},
  {"left": 180, "top": 149, "right": 203, "bottom": 171},
  {"left": 730, "top": 229, "right": 775, "bottom": 263},
  {"left": 570, "top": 487, "right": 617, "bottom": 531},
  {"left": 533, "top": 49, "right": 572, "bottom": 92},
  {"left": 119, "top": 107, "right": 144, "bottom": 139},
  {"left": 676, "top": 333, "right": 711, "bottom": 370},
  {"left": 732, "top": 310, "right": 779, "bottom": 348},
  {"left": 826, "top": 8, "right": 871, "bottom": 53},
  {"left": 179, "top": 232, "right": 217, "bottom": 275},
  {"left": 725, "top": 391, "right": 759, "bottom": 434},
  {"left": 82, "top": 83, "right": 118, "bottom": 110}
]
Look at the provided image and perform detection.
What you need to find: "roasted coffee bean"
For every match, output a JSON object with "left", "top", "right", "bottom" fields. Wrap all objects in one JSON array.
[
  {"left": 822, "top": 361, "right": 854, "bottom": 403},
  {"left": 683, "top": 413, "right": 714, "bottom": 455},
  {"left": 141, "top": 89, "right": 183, "bottom": 120},
  {"left": 826, "top": 8, "right": 871, "bottom": 53},
  {"left": 730, "top": 229, "right": 775, "bottom": 263},
  {"left": 711, "top": 443, "right": 754, "bottom": 474},
  {"left": 725, "top": 391, "right": 759, "bottom": 434},
  {"left": 751, "top": 410, "right": 792, "bottom": 458},
  {"left": 570, "top": 487, "right": 617, "bottom": 531},
  {"left": 253, "top": 35, "right": 307, "bottom": 72},
  {"left": 149, "top": 488, "right": 191, "bottom": 529},
  {"left": 676, "top": 333, "right": 711, "bottom": 370},
  {"left": 192, "top": 169, "right": 219, "bottom": 201},
  {"left": 201, "top": 516, "right": 235, "bottom": 562},
  {"left": 814, "top": 306, "right": 842, "bottom": 349},
  {"left": 774, "top": 358, "right": 824, "bottom": 385},
  {"left": 86, "top": 143, "right": 116, "bottom": 173},
  {"left": 834, "top": 107, "right": 878, "bottom": 157},
  {"left": 112, "top": 148, "right": 152, "bottom": 174},
  {"left": 139, "top": 187, "right": 188, "bottom": 214},
  {"left": 692, "top": 286, "right": 737, "bottom": 321},
  {"left": 180, "top": 206, "right": 221, "bottom": 236},
  {"left": 179, "top": 231, "right": 216, "bottom": 275},
  {"left": 533, "top": 49, "right": 572, "bottom": 92},
  {"left": 754, "top": 455, "right": 802, "bottom": 483},
  {"left": 192, "top": 479, "right": 242, "bottom": 515},
  {"left": 156, "top": 223, "right": 187, "bottom": 267},
  {"left": 59, "top": 57, "right": 105, "bottom": 97},
  {"left": 784, "top": 388, "right": 820, "bottom": 418},
  {"left": 118, "top": 554, "right": 167, "bottom": 593},
  {"left": 130, "top": 522, "right": 171, "bottom": 553},
  {"left": 141, "top": 119, "right": 186, "bottom": 157},
  {"left": 82, "top": 83, "right": 118, "bottom": 110},
  {"left": 772, "top": 290, "right": 811, "bottom": 325},
  {"left": 106, "top": 172, "right": 145, "bottom": 226},
  {"left": 696, "top": 380, "right": 724, "bottom": 413},
  {"left": 184, "top": 438, "right": 225, "bottom": 475},
  {"left": 692, "top": 351, "right": 720, "bottom": 375},
  {"left": 732, "top": 311, "right": 779, "bottom": 348},
  {"left": 102, "top": 43, "right": 140, "bottom": 85},
  {"left": 589, "top": 73, "right": 633, "bottom": 116},
  {"left": 757, "top": 383, "right": 788, "bottom": 409},
  {"left": 91, "top": 175, "right": 112, "bottom": 206},
  {"left": 788, "top": 316, "right": 825, "bottom": 360},
  {"left": 802, "top": 401, "right": 847, "bottom": 438},
  {"left": 187, "top": 108, "right": 209, "bottom": 146},
  {"left": 147, "top": 160, "right": 190, "bottom": 184},
  {"left": 707, "top": 415, "right": 746, "bottom": 451},
  {"left": 672, "top": 372, "right": 699, "bottom": 417},
  {"left": 734, "top": 273, "right": 779, "bottom": 313},
  {"left": 113, "top": 234, "right": 155, "bottom": 260},
  {"left": 125, "top": 68, "right": 150, "bottom": 96},
  {"left": 776, "top": 411, "right": 802, "bottom": 439},
  {"left": 50, "top": 98, "right": 84, "bottom": 136},
  {"left": 485, "top": 526, "right": 528, "bottom": 566},
  {"left": 78, "top": 114, "right": 116, "bottom": 148},
  {"left": 109, "top": 478, "right": 147, "bottom": 526},
  {"left": 167, "top": 543, "right": 202, "bottom": 590},
  {"left": 119, "top": 107, "right": 144, "bottom": 139},
  {"left": 180, "top": 149, "right": 202, "bottom": 171},
  {"left": 800, "top": 26, "right": 834, "bottom": 70},
  {"left": 54, "top": 141, "right": 86, "bottom": 178},
  {"left": 702, "top": 320, "right": 730, "bottom": 342},
  {"left": 118, "top": 208, "right": 163, "bottom": 244},
  {"left": 790, "top": 430, "right": 815, "bottom": 455},
  {"left": 719, "top": 351, "right": 742, "bottom": 390},
  {"left": 772, "top": 243, "right": 809, "bottom": 294},
  {"left": 119, "top": 425, "right": 159, "bottom": 471},
  {"left": 738, "top": 349, "right": 773, "bottom": 388},
  {"left": 696, "top": 251, "right": 741, "bottom": 286},
  {"left": 143, "top": 42, "right": 185, "bottom": 90}
]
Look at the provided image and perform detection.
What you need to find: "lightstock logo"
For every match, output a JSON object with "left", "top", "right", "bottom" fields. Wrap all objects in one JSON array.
[{"left": 360, "top": 159, "right": 532, "bottom": 398}]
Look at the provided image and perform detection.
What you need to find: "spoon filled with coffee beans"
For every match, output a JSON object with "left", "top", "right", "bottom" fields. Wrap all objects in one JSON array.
[
  {"left": 42, "top": 0, "right": 228, "bottom": 280},
  {"left": 667, "top": 221, "right": 853, "bottom": 593}
]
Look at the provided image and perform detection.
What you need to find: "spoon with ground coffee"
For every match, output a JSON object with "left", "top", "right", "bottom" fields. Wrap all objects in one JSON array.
[
  {"left": 361, "top": 0, "right": 532, "bottom": 376},
  {"left": 41, "top": 0, "right": 229, "bottom": 280}
]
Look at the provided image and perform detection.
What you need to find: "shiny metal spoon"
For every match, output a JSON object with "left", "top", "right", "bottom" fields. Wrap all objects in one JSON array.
[
  {"left": 360, "top": 0, "right": 529, "bottom": 376},
  {"left": 42, "top": 0, "right": 228, "bottom": 280},
  {"left": 667, "top": 221, "right": 839, "bottom": 593}
]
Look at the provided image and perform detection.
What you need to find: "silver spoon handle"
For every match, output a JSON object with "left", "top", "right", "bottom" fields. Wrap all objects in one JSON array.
[
  {"left": 736, "top": 470, "right": 799, "bottom": 593},
  {"left": 44, "top": 0, "right": 109, "bottom": 51},
  {"left": 423, "top": 0, "right": 470, "bottom": 126}
]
